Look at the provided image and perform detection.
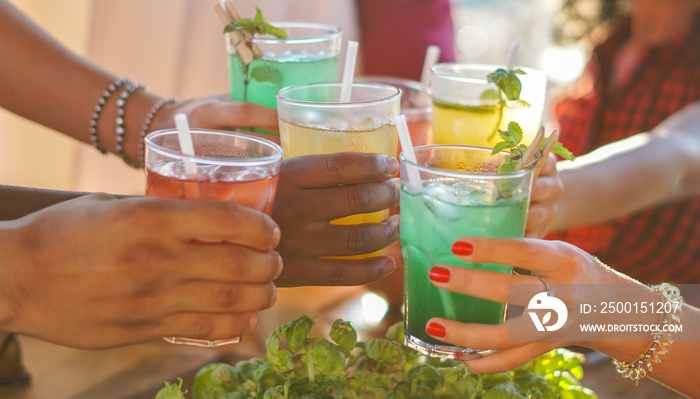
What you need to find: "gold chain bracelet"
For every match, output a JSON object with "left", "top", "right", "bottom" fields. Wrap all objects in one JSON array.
[{"left": 612, "top": 283, "right": 684, "bottom": 382}]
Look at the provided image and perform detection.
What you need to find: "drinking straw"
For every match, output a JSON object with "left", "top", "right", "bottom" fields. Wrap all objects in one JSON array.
[
  {"left": 395, "top": 114, "right": 422, "bottom": 192},
  {"left": 339, "top": 40, "right": 359, "bottom": 102},
  {"left": 174, "top": 113, "right": 199, "bottom": 180},
  {"left": 417, "top": 45, "right": 441, "bottom": 106},
  {"left": 506, "top": 40, "right": 521, "bottom": 71}
]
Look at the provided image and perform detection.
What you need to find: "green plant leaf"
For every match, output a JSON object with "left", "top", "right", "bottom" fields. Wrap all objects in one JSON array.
[
  {"left": 155, "top": 378, "right": 187, "bottom": 399},
  {"left": 329, "top": 319, "right": 357, "bottom": 353},
  {"left": 223, "top": 7, "right": 288, "bottom": 40},
  {"left": 285, "top": 315, "right": 315, "bottom": 352},
  {"left": 508, "top": 121, "right": 523, "bottom": 144},
  {"left": 552, "top": 141, "right": 575, "bottom": 161},
  {"left": 491, "top": 141, "right": 512, "bottom": 155},
  {"left": 253, "top": 6, "right": 264, "bottom": 25},
  {"left": 487, "top": 68, "right": 526, "bottom": 101},
  {"left": 166, "top": 316, "right": 597, "bottom": 398},
  {"left": 261, "top": 23, "right": 289, "bottom": 38}
]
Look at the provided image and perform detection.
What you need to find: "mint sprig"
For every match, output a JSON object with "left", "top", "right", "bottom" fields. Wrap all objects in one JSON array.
[
  {"left": 492, "top": 122, "right": 575, "bottom": 174},
  {"left": 484, "top": 68, "right": 530, "bottom": 142},
  {"left": 492, "top": 122, "right": 528, "bottom": 173},
  {"left": 487, "top": 68, "right": 528, "bottom": 104},
  {"left": 223, "top": 7, "right": 288, "bottom": 39}
]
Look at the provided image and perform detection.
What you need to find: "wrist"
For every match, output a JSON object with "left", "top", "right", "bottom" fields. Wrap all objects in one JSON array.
[
  {"left": 0, "top": 221, "right": 26, "bottom": 331},
  {"left": 89, "top": 77, "right": 161, "bottom": 167}
]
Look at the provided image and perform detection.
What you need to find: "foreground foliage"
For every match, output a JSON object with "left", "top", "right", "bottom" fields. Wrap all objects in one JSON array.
[{"left": 156, "top": 315, "right": 597, "bottom": 399}]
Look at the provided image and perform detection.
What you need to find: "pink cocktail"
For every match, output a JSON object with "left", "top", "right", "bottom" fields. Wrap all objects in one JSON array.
[{"left": 144, "top": 128, "right": 283, "bottom": 347}]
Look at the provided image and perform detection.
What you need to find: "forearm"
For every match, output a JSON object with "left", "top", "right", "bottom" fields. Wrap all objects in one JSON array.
[
  {"left": 580, "top": 271, "right": 700, "bottom": 397},
  {"left": 550, "top": 133, "right": 695, "bottom": 231},
  {"left": 0, "top": 185, "right": 87, "bottom": 221},
  {"left": 592, "top": 305, "right": 700, "bottom": 398},
  {"left": 0, "top": 0, "right": 158, "bottom": 161}
]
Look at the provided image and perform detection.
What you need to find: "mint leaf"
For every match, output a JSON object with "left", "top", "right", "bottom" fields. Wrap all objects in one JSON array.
[
  {"left": 229, "top": 19, "right": 257, "bottom": 36},
  {"left": 261, "top": 23, "right": 289, "bottom": 39},
  {"left": 487, "top": 68, "right": 526, "bottom": 102},
  {"left": 498, "top": 159, "right": 520, "bottom": 174},
  {"left": 223, "top": 7, "right": 288, "bottom": 39},
  {"left": 491, "top": 141, "right": 512, "bottom": 155},
  {"left": 250, "top": 65, "right": 282, "bottom": 85},
  {"left": 508, "top": 121, "right": 523, "bottom": 144},
  {"left": 253, "top": 6, "right": 264, "bottom": 25},
  {"left": 492, "top": 123, "right": 575, "bottom": 174},
  {"left": 552, "top": 141, "right": 575, "bottom": 161}
]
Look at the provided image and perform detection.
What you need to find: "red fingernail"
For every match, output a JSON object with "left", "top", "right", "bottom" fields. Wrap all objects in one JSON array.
[
  {"left": 426, "top": 322, "right": 446, "bottom": 338},
  {"left": 452, "top": 241, "right": 474, "bottom": 256},
  {"left": 429, "top": 266, "right": 450, "bottom": 283}
]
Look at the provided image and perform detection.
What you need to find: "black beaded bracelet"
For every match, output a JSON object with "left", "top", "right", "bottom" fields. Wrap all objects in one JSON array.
[
  {"left": 90, "top": 77, "right": 132, "bottom": 154},
  {"left": 115, "top": 81, "right": 146, "bottom": 166}
]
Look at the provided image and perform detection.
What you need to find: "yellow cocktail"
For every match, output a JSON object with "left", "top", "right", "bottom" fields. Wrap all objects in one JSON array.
[
  {"left": 277, "top": 82, "right": 400, "bottom": 258},
  {"left": 430, "top": 64, "right": 547, "bottom": 147}
]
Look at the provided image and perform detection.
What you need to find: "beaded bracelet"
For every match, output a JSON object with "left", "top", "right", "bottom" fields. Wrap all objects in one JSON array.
[
  {"left": 132, "top": 97, "right": 177, "bottom": 169},
  {"left": 90, "top": 77, "right": 132, "bottom": 154},
  {"left": 612, "top": 283, "right": 684, "bottom": 382},
  {"left": 115, "top": 81, "right": 147, "bottom": 167}
]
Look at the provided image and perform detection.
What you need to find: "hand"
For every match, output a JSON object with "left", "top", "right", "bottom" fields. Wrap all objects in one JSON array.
[
  {"left": 526, "top": 154, "right": 563, "bottom": 238},
  {"left": 0, "top": 193, "right": 282, "bottom": 349},
  {"left": 425, "top": 237, "right": 642, "bottom": 374},
  {"left": 150, "top": 95, "right": 280, "bottom": 143},
  {"left": 272, "top": 153, "right": 400, "bottom": 287}
]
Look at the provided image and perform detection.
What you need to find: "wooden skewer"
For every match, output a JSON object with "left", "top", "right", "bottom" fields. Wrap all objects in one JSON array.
[{"left": 516, "top": 126, "right": 545, "bottom": 170}]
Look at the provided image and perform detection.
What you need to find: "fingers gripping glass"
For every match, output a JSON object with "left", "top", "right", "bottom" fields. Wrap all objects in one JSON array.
[{"left": 144, "top": 129, "right": 283, "bottom": 347}]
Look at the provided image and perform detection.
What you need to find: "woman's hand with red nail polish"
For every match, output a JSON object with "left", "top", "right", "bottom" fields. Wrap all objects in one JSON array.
[{"left": 424, "top": 236, "right": 677, "bottom": 382}]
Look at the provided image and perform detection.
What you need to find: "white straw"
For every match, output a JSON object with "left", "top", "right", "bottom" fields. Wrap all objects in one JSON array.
[
  {"left": 418, "top": 45, "right": 441, "bottom": 106},
  {"left": 339, "top": 40, "right": 359, "bottom": 102},
  {"left": 395, "top": 114, "right": 422, "bottom": 193},
  {"left": 506, "top": 40, "right": 521, "bottom": 71},
  {"left": 174, "top": 113, "right": 198, "bottom": 180}
]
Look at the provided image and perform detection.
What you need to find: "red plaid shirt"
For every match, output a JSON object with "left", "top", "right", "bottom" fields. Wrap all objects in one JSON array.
[{"left": 549, "top": 14, "right": 700, "bottom": 284}]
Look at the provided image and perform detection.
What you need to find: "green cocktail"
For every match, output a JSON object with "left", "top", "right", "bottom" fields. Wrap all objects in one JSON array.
[
  {"left": 226, "top": 22, "right": 341, "bottom": 109},
  {"left": 400, "top": 145, "right": 534, "bottom": 358}
]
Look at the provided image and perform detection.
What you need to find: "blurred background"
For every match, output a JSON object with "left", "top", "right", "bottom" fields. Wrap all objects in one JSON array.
[{"left": 0, "top": 0, "right": 590, "bottom": 195}]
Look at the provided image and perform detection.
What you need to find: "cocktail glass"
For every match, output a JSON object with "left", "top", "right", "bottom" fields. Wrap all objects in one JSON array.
[
  {"left": 356, "top": 75, "right": 432, "bottom": 150},
  {"left": 226, "top": 22, "right": 341, "bottom": 109},
  {"left": 430, "top": 63, "right": 547, "bottom": 147},
  {"left": 276, "top": 82, "right": 400, "bottom": 258},
  {"left": 144, "top": 128, "right": 283, "bottom": 347},
  {"left": 400, "top": 145, "right": 535, "bottom": 359}
]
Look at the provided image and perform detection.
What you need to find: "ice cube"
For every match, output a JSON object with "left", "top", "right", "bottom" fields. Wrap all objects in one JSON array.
[
  {"left": 449, "top": 181, "right": 496, "bottom": 206},
  {"left": 197, "top": 165, "right": 222, "bottom": 181},
  {"left": 422, "top": 183, "right": 460, "bottom": 221},
  {"left": 235, "top": 172, "right": 265, "bottom": 182}
]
